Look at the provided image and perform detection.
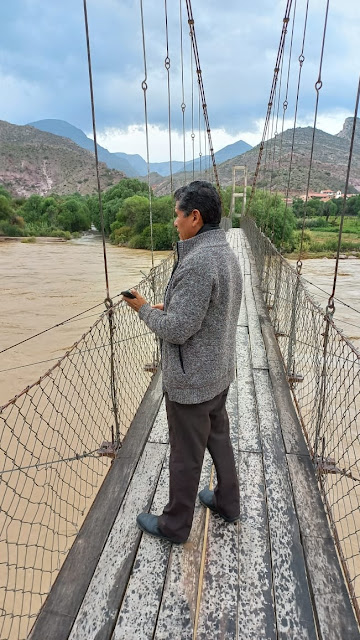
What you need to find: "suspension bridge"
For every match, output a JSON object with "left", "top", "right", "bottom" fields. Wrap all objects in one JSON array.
[{"left": 0, "top": 1, "right": 359, "bottom": 638}]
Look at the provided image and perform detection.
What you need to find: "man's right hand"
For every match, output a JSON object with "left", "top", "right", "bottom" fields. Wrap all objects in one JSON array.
[{"left": 152, "top": 303, "right": 164, "bottom": 310}]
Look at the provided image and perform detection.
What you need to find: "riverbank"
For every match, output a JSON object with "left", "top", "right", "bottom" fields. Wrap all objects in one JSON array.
[
  {"left": 285, "top": 251, "right": 360, "bottom": 259},
  {"left": 0, "top": 236, "right": 68, "bottom": 243}
]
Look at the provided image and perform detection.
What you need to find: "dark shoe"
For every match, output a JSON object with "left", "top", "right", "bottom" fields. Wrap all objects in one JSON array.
[
  {"left": 198, "top": 488, "right": 240, "bottom": 523},
  {"left": 136, "top": 512, "right": 185, "bottom": 544}
]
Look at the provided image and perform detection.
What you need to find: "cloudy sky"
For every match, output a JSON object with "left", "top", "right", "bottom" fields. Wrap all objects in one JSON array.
[{"left": 1, "top": 0, "right": 359, "bottom": 161}]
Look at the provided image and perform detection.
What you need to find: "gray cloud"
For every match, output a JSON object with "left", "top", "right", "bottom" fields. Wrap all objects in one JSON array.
[{"left": 0, "top": 0, "right": 359, "bottom": 138}]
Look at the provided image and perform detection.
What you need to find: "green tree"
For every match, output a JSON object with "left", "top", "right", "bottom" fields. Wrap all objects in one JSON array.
[
  {"left": 141, "top": 222, "right": 173, "bottom": 250},
  {"left": 323, "top": 200, "right": 337, "bottom": 222},
  {"left": 91, "top": 178, "right": 149, "bottom": 233},
  {"left": 0, "top": 186, "right": 12, "bottom": 200},
  {"left": 57, "top": 198, "right": 91, "bottom": 232},
  {"left": 0, "top": 193, "right": 25, "bottom": 236},
  {"left": 20, "top": 194, "right": 44, "bottom": 223},
  {"left": 305, "top": 198, "right": 324, "bottom": 217},
  {"left": 247, "top": 190, "right": 295, "bottom": 248},
  {"left": 346, "top": 194, "right": 360, "bottom": 216},
  {"left": 0, "top": 195, "right": 14, "bottom": 221},
  {"left": 110, "top": 193, "right": 173, "bottom": 245},
  {"left": 292, "top": 197, "right": 304, "bottom": 218}
]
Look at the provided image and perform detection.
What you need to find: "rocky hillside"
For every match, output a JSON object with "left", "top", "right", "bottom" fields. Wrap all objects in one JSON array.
[
  {"left": 152, "top": 118, "right": 360, "bottom": 196},
  {"left": 0, "top": 120, "right": 126, "bottom": 197}
]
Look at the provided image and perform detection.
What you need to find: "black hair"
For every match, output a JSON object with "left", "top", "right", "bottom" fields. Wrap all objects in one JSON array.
[{"left": 174, "top": 181, "right": 222, "bottom": 224}]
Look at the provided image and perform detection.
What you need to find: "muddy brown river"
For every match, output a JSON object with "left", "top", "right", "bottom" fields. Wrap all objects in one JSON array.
[
  {"left": 289, "top": 257, "right": 360, "bottom": 351},
  {"left": 0, "top": 235, "right": 169, "bottom": 405},
  {"left": 1, "top": 241, "right": 358, "bottom": 408}
]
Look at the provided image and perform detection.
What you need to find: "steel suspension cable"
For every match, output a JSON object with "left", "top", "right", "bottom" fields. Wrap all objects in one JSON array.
[
  {"left": 278, "top": 0, "right": 297, "bottom": 173},
  {"left": 204, "top": 122, "right": 208, "bottom": 179},
  {"left": 248, "top": 0, "right": 293, "bottom": 209},
  {"left": 0, "top": 301, "right": 103, "bottom": 355},
  {"left": 139, "top": 0, "right": 154, "bottom": 268},
  {"left": 280, "top": 0, "right": 309, "bottom": 246},
  {"left": 327, "top": 77, "right": 360, "bottom": 314},
  {"left": 198, "top": 86, "right": 203, "bottom": 176},
  {"left": 264, "top": 81, "right": 278, "bottom": 231},
  {"left": 264, "top": 73, "right": 279, "bottom": 196},
  {"left": 83, "top": 0, "right": 110, "bottom": 300},
  {"left": 270, "top": 56, "right": 284, "bottom": 191},
  {"left": 190, "top": 34, "right": 195, "bottom": 181},
  {"left": 179, "top": 0, "right": 187, "bottom": 183},
  {"left": 270, "top": 54, "right": 286, "bottom": 239},
  {"left": 164, "top": 0, "right": 173, "bottom": 195},
  {"left": 297, "top": 0, "right": 330, "bottom": 273},
  {"left": 185, "top": 0, "right": 222, "bottom": 200}
]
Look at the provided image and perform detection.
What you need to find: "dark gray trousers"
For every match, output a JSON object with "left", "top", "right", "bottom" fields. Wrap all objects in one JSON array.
[{"left": 158, "top": 387, "right": 239, "bottom": 542}]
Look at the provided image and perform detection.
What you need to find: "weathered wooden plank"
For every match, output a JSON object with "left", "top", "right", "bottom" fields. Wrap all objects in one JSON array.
[
  {"left": 236, "top": 327, "right": 261, "bottom": 452},
  {"left": 28, "top": 370, "right": 164, "bottom": 640},
  {"left": 260, "top": 321, "right": 309, "bottom": 456},
  {"left": 196, "top": 383, "right": 239, "bottom": 639},
  {"left": 238, "top": 451, "right": 276, "bottom": 640},
  {"left": 113, "top": 449, "right": 171, "bottom": 640},
  {"left": 240, "top": 232, "right": 251, "bottom": 275},
  {"left": 287, "top": 454, "right": 332, "bottom": 538},
  {"left": 238, "top": 297, "right": 248, "bottom": 327},
  {"left": 196, "top": 517, "right": 239, "bottom": 640},
  {"left": 69, "top": 441, "right": 167, "bottom": 640},
  {"left": 148, "top": 400, "right": 168, "bottom": 444},
  {"left": 253, "top": 369, "right": 317, "bottom": 639},
  {"left": 244, "top": 277, "right": 268, "bottom": 370},
  {"left": 288, "top": 454, "right": 360, "bottom": 640},
  {"left": 154, "top": 451, "right": 213, "bottom": 639},
  {"left": 302, "top": 536, "right": 360, "bottom": 640}
]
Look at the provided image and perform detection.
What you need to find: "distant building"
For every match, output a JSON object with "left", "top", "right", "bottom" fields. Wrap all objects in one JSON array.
[{"left": 298, "top": 188, "right": 358, "bottom": 202}]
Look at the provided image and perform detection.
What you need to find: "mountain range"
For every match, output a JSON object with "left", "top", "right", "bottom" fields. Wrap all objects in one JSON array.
[
  {"left": 0, "top": 117, "right": 358, "bottom": 199},
  {"left": 28, "top": 119, "right": 252, "bottom": 177},
  {"left": 150, "top": 117, "right": 360, "bottom": 196}
]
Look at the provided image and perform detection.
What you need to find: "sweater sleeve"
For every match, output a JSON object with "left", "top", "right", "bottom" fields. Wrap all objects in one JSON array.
[{"left": 138, "top": 265, "right": 214, "bottom": 344}]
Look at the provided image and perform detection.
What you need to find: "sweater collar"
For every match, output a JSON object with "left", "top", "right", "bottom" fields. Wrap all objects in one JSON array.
[
  {"left": 196, "top": 222, "right": 220, "bottom": 235},
  {"left": 177, "top": 227, "right": 226, "bottom": 258}
]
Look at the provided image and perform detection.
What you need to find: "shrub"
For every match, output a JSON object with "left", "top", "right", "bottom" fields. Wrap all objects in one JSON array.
[
  {"left": 141, "top": 223, "right": 173, "bottom": 250},
  {"left": 0, "top": 221, "right": 24, "bottom": 236},
  {"left": 296, "top": 217, "right": 325, "bottom": 229},
  {"left": 292, "top": 230, "right": 312, "bottom": 252},
  {"left": 111, "top": 225, "right": 132, "bottom": 245},
  {"left": 21, "top": 236, "right": 36, "bottom": 243},
  {"left": 128, "top": 234, "right": 146, "bottom": 249}
]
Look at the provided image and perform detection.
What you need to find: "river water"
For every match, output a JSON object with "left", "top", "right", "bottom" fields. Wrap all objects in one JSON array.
[
  {"left": 0, "top": 234, "right": 169, "bottom": 405},
  {"left": 289, "top": 257, "right": 360, "bottom": 351},
  {"left": 2, "top": 240, "right": 358, "bottom": 408}
]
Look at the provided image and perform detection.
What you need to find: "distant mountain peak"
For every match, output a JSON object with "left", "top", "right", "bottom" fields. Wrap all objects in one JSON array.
[{"left": 336, "top": 117, "right": 360, "bottom": 140}]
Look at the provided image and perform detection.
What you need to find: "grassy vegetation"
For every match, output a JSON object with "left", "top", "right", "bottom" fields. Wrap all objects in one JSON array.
[{"left": 285, "top": 216, "right": 360, "bottom": 258}]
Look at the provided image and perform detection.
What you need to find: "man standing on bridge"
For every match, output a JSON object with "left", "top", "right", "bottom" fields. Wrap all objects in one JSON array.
[{"left": 123, "top": 180, "right": 242, "bottom": 544}]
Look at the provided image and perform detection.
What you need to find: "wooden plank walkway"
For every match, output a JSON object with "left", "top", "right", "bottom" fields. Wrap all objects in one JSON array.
[{"left": 30, "top": 229, "right": 360, "bottom": 640}]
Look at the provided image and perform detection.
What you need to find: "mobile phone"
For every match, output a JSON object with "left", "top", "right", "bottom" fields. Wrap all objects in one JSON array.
[{"left": 121, "top": 290, "right": 136, "bottom": 299}]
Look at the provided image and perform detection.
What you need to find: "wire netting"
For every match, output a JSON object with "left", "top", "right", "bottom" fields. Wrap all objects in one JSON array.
[
  {"left": 241, "top": 216, "right": 360, "bottom": 623},
  {"left": 0, "top": 252, "right": 174, "bottom": 640}
]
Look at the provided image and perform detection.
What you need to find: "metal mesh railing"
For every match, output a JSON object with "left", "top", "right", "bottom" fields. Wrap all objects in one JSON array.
[
  {"left": 241, "top": 216, "right": 360, "bottom": 623},
  {"left": 0, "top": 252, "right": 174, "bottom": 640}
]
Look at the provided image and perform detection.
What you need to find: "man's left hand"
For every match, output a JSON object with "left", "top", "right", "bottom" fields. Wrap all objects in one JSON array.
[{"left": 122, "top": 289, "right": 147, "bottom": 313}]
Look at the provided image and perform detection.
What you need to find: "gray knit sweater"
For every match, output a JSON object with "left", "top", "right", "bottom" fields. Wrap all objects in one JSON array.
[{"left": 138, "top": 229, "right": 242, "bottom": 403}]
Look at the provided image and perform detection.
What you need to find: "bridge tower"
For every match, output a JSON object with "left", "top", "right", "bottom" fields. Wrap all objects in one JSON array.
[{"left": 230, "top": 165, "right": 247, "bottom": 219}]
